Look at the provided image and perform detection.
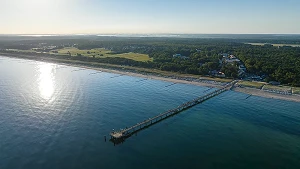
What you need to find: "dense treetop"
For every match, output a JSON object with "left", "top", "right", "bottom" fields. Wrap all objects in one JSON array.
[{"left": 0, "top": 35, "right": 299, "bottom": 86}]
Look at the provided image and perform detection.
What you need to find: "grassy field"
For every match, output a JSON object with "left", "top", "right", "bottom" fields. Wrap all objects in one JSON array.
[
  {"left": 113, "top": 52, "right": 153, "bottom": 62},
  {"left": 246, "top": 43, "right": 300, "bottom": 47},
  {"left": 292, "top": 87, "right": 300, "bottom": 94},
  {"left": 51, "top": 47, "right": 152, "bottom": 62},
  {"left": 200, "top": 77, "right": 232, "bottom": 82},
  {"left": 52, "top": 47, "right": 110, "bottom": 57},
  {"left": 263, "top": 85, "right": 292, "bottom": 91},
  {"left": 7, "top": 47, "right": 152, "bottom": 62},
  {"left": 237, "top": 81, "right": 265, "bottom": 89},
  {"left": 6, "top": 49, "right": 37, "bottom": 53}
]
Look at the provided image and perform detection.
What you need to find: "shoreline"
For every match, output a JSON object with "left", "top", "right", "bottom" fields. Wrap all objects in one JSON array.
[
  {"left": 1, "top": 54, "right": 299, "bottom": 103},
  {"left": 0, "top": 53, "right": 226, "bottom": 88},
  {"left": 76, "top": 66, "right": 224, "bottom": 88},
  {"left": 232, "top": 86, "right": 300, "bottom": 103}
]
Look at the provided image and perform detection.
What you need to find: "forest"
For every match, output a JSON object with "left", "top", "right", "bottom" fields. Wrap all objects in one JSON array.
[{"left": 0, "top": 35, "right": 300, "bottom": 86}]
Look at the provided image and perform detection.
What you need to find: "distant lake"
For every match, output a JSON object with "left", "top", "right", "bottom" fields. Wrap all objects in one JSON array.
[{"left": 1, "top": 56, "right": 300, "bottom": 169}]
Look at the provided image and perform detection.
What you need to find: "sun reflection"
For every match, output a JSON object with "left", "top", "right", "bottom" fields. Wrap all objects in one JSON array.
[{"left": 38, "top": 64, "right": 55, "bottom": 99}]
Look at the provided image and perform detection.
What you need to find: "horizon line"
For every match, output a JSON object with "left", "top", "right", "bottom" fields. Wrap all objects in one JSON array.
[{"left": 1, "top": 33, "right": 300, "bottom": 36}]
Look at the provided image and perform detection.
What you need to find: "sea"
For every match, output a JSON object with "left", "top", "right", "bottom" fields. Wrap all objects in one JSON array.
[{"left": 0, "top": 56, "right": 300, "bottom": 169}]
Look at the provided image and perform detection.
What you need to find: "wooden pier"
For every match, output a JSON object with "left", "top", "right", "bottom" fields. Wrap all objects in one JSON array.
[{"left": 110, "top": 81, "right": 237, "bottom": 142}]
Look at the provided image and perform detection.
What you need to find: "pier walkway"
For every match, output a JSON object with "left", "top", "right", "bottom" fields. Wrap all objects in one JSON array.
[{"left": 110, "top": 80, "right": 237, "bottom": 142}]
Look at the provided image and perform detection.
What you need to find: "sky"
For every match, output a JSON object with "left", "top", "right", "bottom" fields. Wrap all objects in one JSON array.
[{"left": 0, "top": 0, "right": 299, "bottom": 34}]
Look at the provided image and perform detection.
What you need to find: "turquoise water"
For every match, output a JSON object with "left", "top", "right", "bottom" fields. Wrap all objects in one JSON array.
[{"left": 0, "top": 56, "right": 300, "bottom": 169}]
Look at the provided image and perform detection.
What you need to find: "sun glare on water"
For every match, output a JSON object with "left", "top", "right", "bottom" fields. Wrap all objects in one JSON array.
[{"left": 38, "top": 64, "right": 55, "bottom": 99}]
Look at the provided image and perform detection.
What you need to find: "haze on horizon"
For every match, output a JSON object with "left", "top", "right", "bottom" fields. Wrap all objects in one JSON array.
[{"left": 1, "top": 0, "right": 300, "bottom": 35}]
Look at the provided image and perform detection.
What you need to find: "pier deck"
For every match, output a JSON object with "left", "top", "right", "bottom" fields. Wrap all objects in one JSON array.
[{"left": 110, "top": 81, "right": 237, "bottom": 142}]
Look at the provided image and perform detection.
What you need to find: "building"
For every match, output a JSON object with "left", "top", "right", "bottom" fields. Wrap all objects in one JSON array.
[
  {"left": 229, "top": 55, "right": 236, "bottom": 59},
  {"left": 225, "top": 58, "right": 240, "bottom": 63},
  {"left": 173, "top": 54, "right": 181, "bottom": 58},
  {"left": 239, "top": 65, "right": 246, "bottom": 71},
  {"left": 221, "top": 54, "right": 241, "bottom": 64},
  {"left": 238, "top": 70, "right": 246, "bottom": 77},
  {"left": 221, "top": 53, "right": 229, "bottom": 57},
  {"left": 173, "top": 54, "right": 189, "bottom": 59},
  {"left": 210, "top": 70, "right": 226, "bottom": 78},
  {"left": 269, "top": 81, "right": 281, "bottom": 85}
]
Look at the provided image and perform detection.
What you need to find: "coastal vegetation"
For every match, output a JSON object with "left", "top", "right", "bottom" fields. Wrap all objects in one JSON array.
[
  {"left": 237, "top": 81, "right": 265, "bottom": 89},
  {"left": 263, "top": 85, "right": 292, "bottom": 91},
  {"left": 7, "top": 47, "right": 152, "bottom": 62},
  {"left": 292, "top": 87, "right": 300, "bottom": 94},
  {"left": 1, "top": 35, "right": 300, "bottom": 86}
]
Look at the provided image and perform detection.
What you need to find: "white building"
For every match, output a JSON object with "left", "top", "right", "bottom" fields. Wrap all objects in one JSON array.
[
  {"left": 173, "top": 54, "right": 189, "bottom": 59},
  {"left": 173, "top": 54, "right": 181, "bottom": 58}
]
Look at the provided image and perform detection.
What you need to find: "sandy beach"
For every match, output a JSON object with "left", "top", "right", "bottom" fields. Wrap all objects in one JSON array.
[
  {"left": 60, "top": 61, "right": 300, "bottom": 103},
  {"left": 77, "top": 65, "right": 224, "bottom": 88},
  {"left": 1, "top": 54, "right": 300, "bottom": 103},
  {"left": 232, "top": 86, "right": 300, "bottom": 102},
  {"left": 104, "top": 68, "right": 300, "bottom": 103}
]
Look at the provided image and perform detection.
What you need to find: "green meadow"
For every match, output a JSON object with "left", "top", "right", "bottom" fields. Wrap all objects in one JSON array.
[
  {"left": 51, "top": 47, "right": 153, "bottom": 62},
  {"left": 237, "top": 81, "right": 265, "bottom": 89}
]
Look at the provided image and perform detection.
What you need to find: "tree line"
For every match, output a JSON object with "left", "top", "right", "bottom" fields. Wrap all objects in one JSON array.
[{"left": 1, "top": 36, "right": 299, "bottom": 86}]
